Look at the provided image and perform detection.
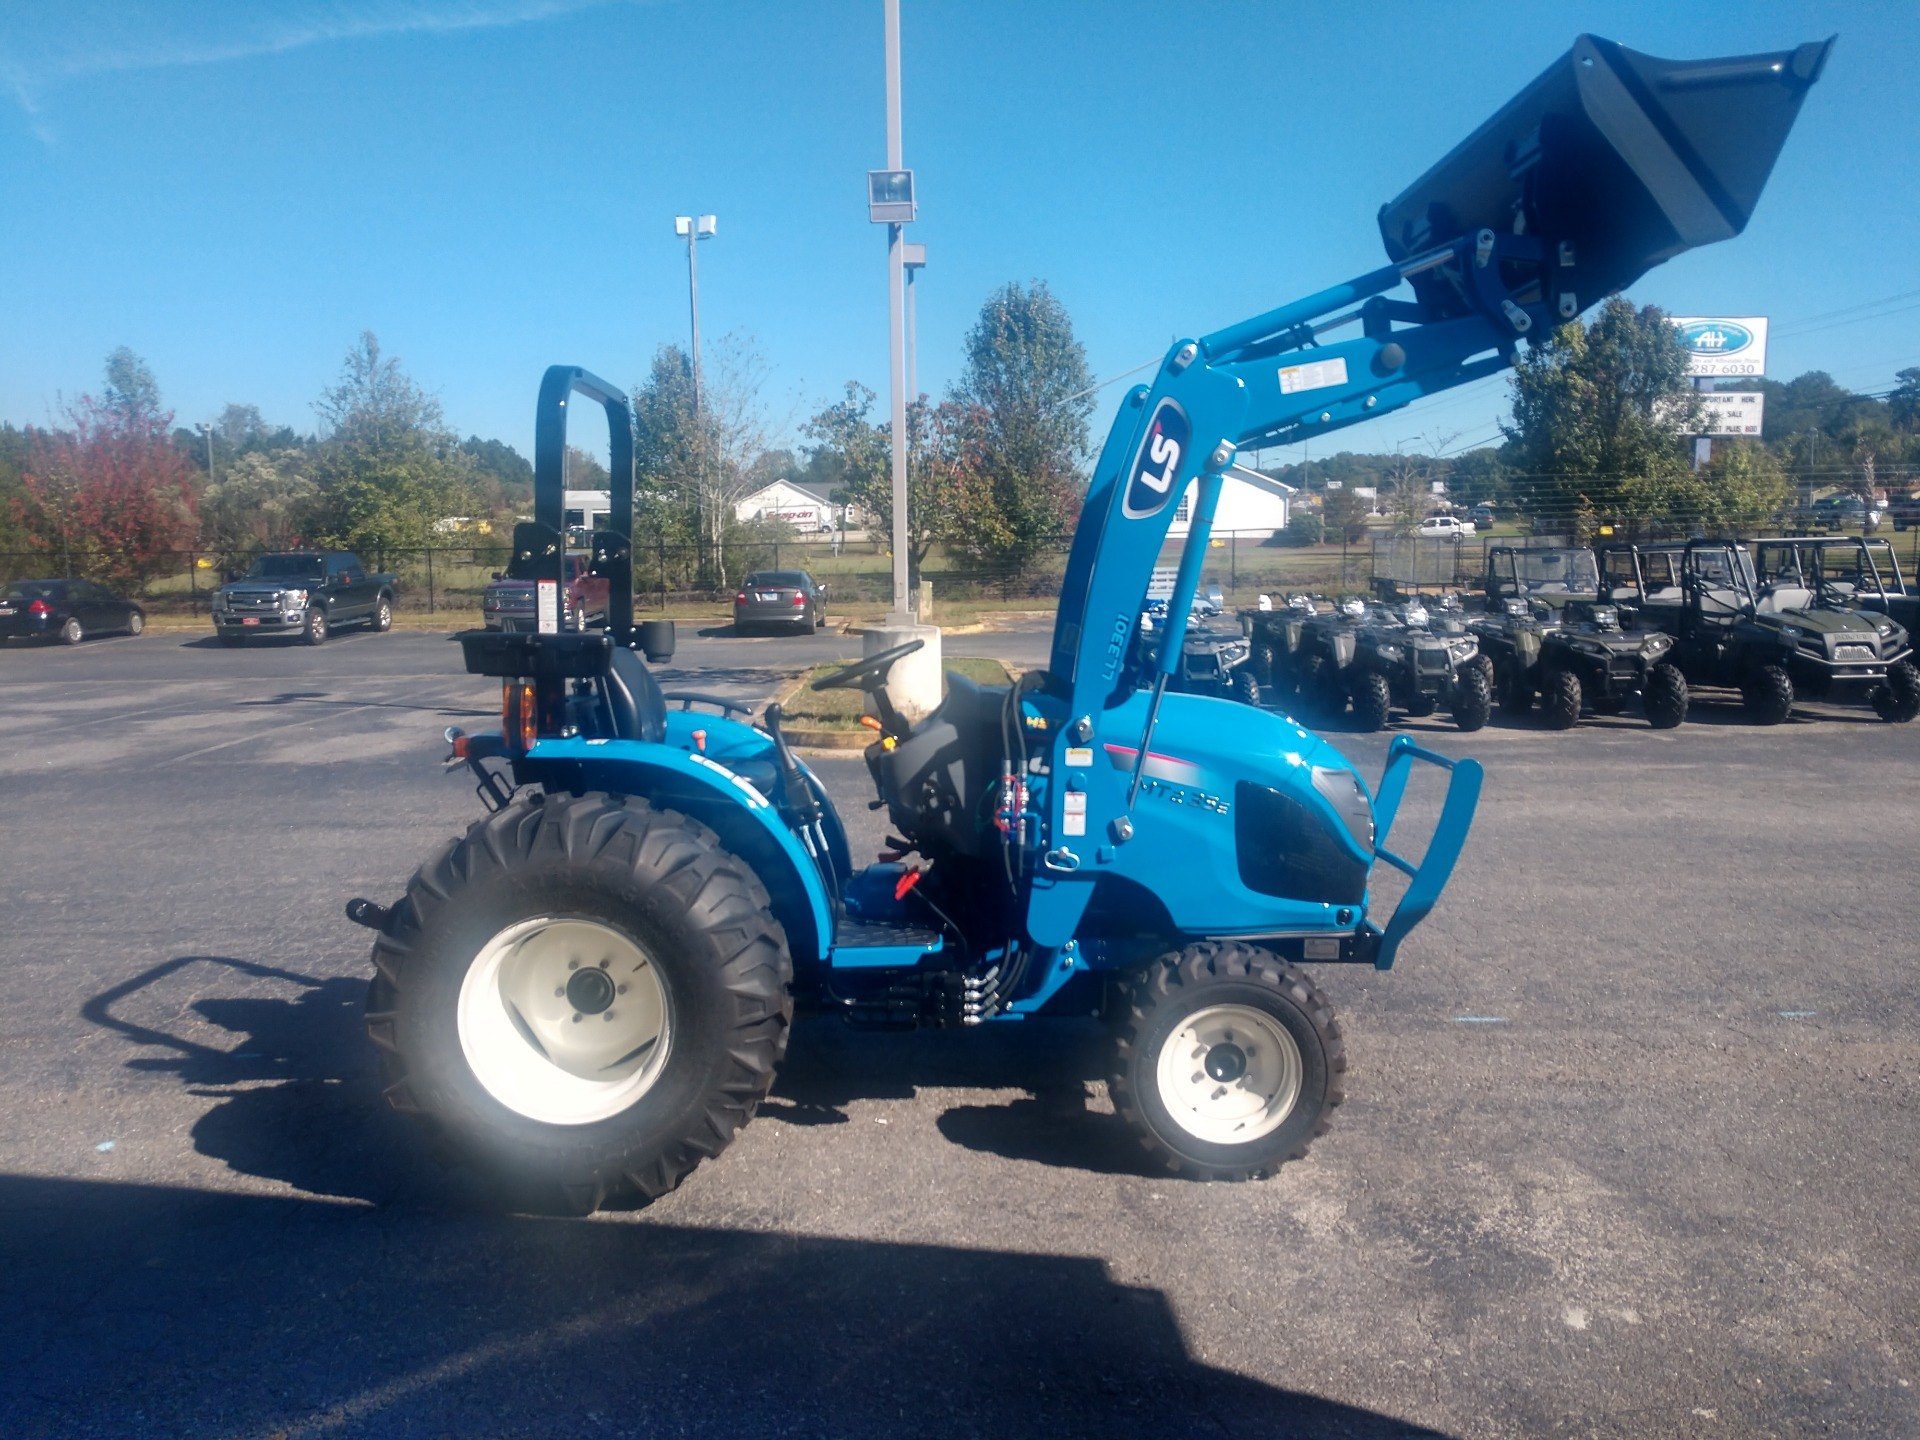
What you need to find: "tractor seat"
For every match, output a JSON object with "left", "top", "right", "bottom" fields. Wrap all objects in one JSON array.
[
  {"left": 1756, "top": 584, "right": 1813, "bottom": 614},
  {"left": 604, "top": 643, "right": 667, "bottom": 744}
]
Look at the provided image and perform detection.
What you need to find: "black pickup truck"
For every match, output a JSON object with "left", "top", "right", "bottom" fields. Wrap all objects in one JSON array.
[{"left": 212, "top": 551, "right": 397, "bottom": 645}]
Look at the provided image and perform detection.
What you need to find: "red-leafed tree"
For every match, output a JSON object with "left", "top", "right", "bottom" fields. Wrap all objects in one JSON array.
[{"left": 18, "top": 348, "right": 199, "bottom": 588}]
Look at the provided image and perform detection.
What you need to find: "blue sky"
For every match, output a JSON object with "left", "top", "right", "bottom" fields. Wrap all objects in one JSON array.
[{"left": 3, "top": 1, "right": 1915, "bottom": 468}]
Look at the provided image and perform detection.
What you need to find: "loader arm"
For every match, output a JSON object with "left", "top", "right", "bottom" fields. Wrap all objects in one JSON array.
[{"left": 1028, "top": 32, "right": 1829, "bottom": 946}]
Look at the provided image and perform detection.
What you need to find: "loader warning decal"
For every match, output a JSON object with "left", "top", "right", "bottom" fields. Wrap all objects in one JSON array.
[{"left": 1122, "top": 399, "right": 1190, "bottom": 520}]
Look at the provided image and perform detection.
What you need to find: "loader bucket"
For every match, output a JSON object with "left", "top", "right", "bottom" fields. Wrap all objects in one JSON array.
[{"left": 1379, "top": 34, "right": 1832, "bottom": 319}]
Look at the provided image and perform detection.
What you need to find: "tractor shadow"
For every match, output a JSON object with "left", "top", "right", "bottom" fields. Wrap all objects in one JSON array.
[
  {"left": 769, "top": 1018, "right": 1159, "bottom": 1178},
  {"left": 0, "top": 1172, "right": 1455, "bottom": 1440},
  {"left": 80, "top": 955, "right": 471, "bottom": 1209}
]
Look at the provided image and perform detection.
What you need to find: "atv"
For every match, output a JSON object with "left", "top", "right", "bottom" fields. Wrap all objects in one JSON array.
[
  {"left": 350, "top": 33, "right": 1822, "bottom": 1209},
  {"left": 1473, "top": 545, "right": 1688, "bottom": 729},
  {"left": 1240, "top": 593, "right": 1324, "bottom": 698},
  {"left": 1604, "top": 539, "right": 1916, "bottom": 724},
  {"left": 1294, "top": 597, "right": 1491, "bottom": 732},
  {"left": 1139, "top": 599, "right": 1262, "bottom": 706}
]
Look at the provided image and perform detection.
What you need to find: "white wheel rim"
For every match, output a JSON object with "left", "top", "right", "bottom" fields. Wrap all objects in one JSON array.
[
  {"left": 1155, "top": 1003, "right": 1303, "bottom": 1146},
  {"left": 457, "top": 916, "right": 672, "bottom": 1126}
]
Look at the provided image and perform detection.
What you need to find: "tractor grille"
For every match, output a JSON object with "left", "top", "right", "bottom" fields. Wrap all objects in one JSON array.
[
  {"left": 1835, "top": 644, "right": 1875, "bottom": 663},
  {"left": 1414, "top": 649, "right": 1450, "bottom": 674},
  {"left": 1234, "top": 783, "right": 1367, "bottom": 905}
]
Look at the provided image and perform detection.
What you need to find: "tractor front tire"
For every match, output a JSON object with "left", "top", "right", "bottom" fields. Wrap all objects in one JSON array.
[
  {"left": 1742, "top": 664, "right": 1794, "bottom": 725},
  {"left": 1538, "top": 666, "right": 1582, "bottom": 730},
  {"left": 1232, "top": 668, "right": 1263, "bottom": 709},
  {"left": 1872, "top": 659, "right": 1920, "bottom": 723},
  {"left": 1109, "top": 942, "right": 1344, "bottom": 1181},
  {"left": 1644, "top": 663, "right": 1688, "bottom": 729},
  {"left": 1349, "top": 670, "right": 1392, "bottom": 732},
  {"left": 365, "top": 791, "right": 792, "bottom": 1213},
  {"left": 1450, "top": 663, "right": 1492, "bottom": 733}
]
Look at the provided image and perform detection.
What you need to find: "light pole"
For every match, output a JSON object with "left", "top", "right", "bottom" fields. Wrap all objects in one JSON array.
[
  {"left": 198, "top": 421, "right": 216, "bottom": 485},
  {"left": 861, "top": 0, "right": 939, "bottom": 716},
  {"left": 674, "top": 214, "right": 716, "bottom": 573},
  {"left": 672, "top": 214, "right": 716, "bottom": 415},
  {"left": 868, "top": 0, "right": 917, "bottom": 623}
]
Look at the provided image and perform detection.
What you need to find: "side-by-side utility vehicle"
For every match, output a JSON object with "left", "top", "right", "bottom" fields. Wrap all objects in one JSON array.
[
  {"left": 1602, "top": 538, "right": 1914, "bottom": 723},
  {"left": 349, "top": 35, "right": 1828, "bottom": 1208}
]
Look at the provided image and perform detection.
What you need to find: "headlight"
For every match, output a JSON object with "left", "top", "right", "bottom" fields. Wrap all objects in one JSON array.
[
  {"left": 1876, "top": 622, "right": 1895, "bottom": 638},
  {"left": 283, "top": 589, "right": 308, "bottom": 606},
  {"left": 1641, "top": 633, "right": 1672, "bottom": 658},
  {"left": 1311, "top": 765, "right": 1375, "bottom": 855},
  {"left": 1448, "top": 637, "right": 1478, "bottom": 659},
  {"left": 1376, "top": 643, "right": 1404, "bottom": 660},
  {"left": 1505, "top": 598, "right": 1528, "bottom": 617}
]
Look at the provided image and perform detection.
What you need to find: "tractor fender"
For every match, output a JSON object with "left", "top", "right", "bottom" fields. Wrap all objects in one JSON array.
[
  {"left": 1332, "top": 631, "right": 1356, "bottom": 667},
  {"left": 517, "top": 739, "right": 834, "bottom": 967}
]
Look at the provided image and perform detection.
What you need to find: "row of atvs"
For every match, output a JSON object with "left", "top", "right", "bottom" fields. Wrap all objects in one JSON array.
[{"left": 1138, "top": 539, "right": 1920, "bottom": 732}]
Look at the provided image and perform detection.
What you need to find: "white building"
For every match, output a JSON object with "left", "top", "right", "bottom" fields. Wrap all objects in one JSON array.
[
  {"left": 733, "top": 478, "right": 848, "bottom": 532},
  {"left": 1166, "top": 464, "right": 1297, "bottom": 539}
]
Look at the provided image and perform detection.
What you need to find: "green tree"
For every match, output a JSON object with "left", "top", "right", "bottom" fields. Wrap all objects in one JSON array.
[
  {"left": 304, "top": 332, "right": 476, "bottom": 555},
  {"left": 1320, "top": 487, "right": 1371, "bottom": 543},
  {"left": 951, "top": 280, "right": 1094, "bottom": 571},
  {"left": 802, "top": 383, "right": 995, "bottom": 586},
  {"left": 200, "top": 449, "right": 315, "bottom": 551},
  {"left": 1505, "top": 297, "right": 1694, "bottom": 534},
  {"left": 1634, "top": 440, "right": 1790, "bottom": 533},
  {"left": 1890, "top": 368, "right": 1920, "bottom": 434}
]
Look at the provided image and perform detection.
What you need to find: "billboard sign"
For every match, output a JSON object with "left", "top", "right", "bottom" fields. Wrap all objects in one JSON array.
[
  {"left": 1671, "top": 316, "right": 1769, "bottom": 376},
  {"left": 1657, "top": 390, "right": 1766, "bottom": 437}
]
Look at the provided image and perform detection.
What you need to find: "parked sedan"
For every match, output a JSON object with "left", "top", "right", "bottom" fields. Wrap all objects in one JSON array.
[
  {"left": 0, "top": 578, "right": 146, "bottom": 644},
  {"left": 732, "top": 570, "right": 827, "bottom": 633},
  {"left": 1416, "top": 514, "right": 1477, "bottom": 541}
]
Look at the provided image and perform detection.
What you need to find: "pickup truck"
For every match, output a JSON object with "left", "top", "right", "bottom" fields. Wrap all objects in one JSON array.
[
  {"left": 482, "top": 552, "right": 609, "bottom": 632},
  {"left": 212, "top": 551, "right": 397, "bottom": 645}
]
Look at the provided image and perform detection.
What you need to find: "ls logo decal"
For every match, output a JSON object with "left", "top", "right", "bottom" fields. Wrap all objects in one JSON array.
[{"left": 1122, "top": 399, "right": 1190, "bottom": 519}]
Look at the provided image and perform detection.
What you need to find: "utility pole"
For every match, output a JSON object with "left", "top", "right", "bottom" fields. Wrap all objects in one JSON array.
[{"left": 199, "top": 421, "right": 216, "bottom": 485}]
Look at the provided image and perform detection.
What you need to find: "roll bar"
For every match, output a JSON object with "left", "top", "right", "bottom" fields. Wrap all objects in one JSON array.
[{"left": 531, "top": 365, "right": 637, "bottom": 644}]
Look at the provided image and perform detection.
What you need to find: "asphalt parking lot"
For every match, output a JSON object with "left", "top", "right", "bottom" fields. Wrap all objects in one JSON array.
[{"left": 2, "top": 621, "right": 1917, "bottom": 1439}]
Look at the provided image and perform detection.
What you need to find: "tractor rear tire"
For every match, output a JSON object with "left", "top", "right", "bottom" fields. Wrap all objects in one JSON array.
[
  {"left": 1644, "top": 663, "right": 1688, "bottom": 729},
  {"left": 1742, "top": 664, "right": 1794, "bottom": 725},
  {"left": 1349, "top": 670, "right": 1392, "bottom": 732},
  {"left": 365, "top": 791, "right": 792, "bottom": 1213},
  {"left": 1232, "top": 668, "right": 1263, "bottom": 709},
  {"left": 1109, "top": 942, "right": 1344, "bottom": 1181},
  {"left": 1538, "top": 666, "right": 1582, "bottom": 730},
  {"left": 1450, "top": 663, "right": 1492, "bottom": 732},
  {"left": 1872, "top": 659, "right": 1920, "bottom": 723}
]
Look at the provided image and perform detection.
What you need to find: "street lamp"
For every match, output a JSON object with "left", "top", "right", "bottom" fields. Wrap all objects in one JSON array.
[
  {"left": 672, "top": 214, "right": 716, "bottom": 414},
  {"left": 197, "top": 421, "right": 216, "bottom": 485}
]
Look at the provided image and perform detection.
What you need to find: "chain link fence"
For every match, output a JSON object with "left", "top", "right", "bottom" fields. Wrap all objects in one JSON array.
[{"left": 5, "top": 519, "right": 1917, "bottom": 620}]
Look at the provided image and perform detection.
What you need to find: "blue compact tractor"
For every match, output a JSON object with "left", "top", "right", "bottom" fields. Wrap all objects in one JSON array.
[{"left": 351, "top": 35, "right": 1827, "bottom": 1209}]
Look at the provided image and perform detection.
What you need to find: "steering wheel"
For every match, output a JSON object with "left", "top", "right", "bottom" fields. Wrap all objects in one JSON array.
[{"left": 811, "top": 638, "right": 925, "bottom": 692}]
